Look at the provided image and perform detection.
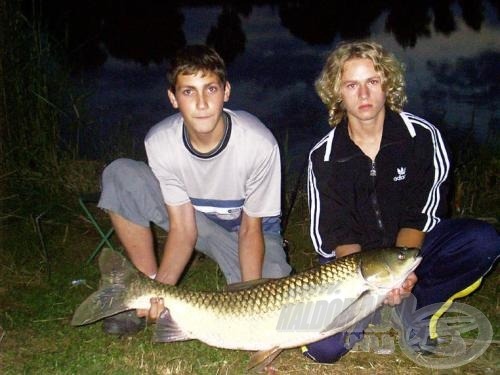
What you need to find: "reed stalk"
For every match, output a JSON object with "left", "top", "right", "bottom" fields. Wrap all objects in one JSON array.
[{"left": 1, "top": 0, "right": 88, "bottom": 215}]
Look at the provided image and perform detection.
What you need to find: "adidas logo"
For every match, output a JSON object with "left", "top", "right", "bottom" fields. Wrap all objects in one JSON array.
[{"left": 393, "top": 167, "right": 406, "bottom": 181}]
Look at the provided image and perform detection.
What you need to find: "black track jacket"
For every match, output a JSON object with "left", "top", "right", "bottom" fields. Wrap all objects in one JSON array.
[{"left": 307, "top": 110, "right": 451, "bottom": 258}]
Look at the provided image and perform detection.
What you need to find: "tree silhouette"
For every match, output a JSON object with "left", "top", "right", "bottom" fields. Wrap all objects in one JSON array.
[
  {"left": 206, "top": 5, "right": 246, "bottom": 64},
  {"left": 459, "top": 0, "right": 485, "bottom": 30},
  {"left": 385, "top": 1, "right": 432, "bottom": 48},
  {"left": 102, "top": 1, "right": 185, "bottom": 65},
  {"left": 432, "top": 0, "right": 457, "bottom": 35},
  {"left": 21, "top": 0, "right": 498, "bottom": 68}
]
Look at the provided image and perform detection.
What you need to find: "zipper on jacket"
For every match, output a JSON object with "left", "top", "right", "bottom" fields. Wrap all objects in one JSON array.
[{"left": 369, "top": 160, "right": 385, "bottom": 232}]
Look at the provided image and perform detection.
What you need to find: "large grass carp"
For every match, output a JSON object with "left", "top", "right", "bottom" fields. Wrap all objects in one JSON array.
[{"left": 71, "top": 247, "right": 420, "bottom": 369}]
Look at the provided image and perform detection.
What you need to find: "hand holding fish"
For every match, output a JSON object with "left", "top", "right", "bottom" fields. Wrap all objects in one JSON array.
[
  {"left": 384, "top": 272, "right": 418, "bottom": 306},
  {"left": 136, "top": 297, "right": 165, "bottom": 322}
]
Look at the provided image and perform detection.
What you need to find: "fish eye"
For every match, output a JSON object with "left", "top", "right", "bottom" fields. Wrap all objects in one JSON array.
[{"left": 398, "top": 252, "right": 406, "bottom": 260}]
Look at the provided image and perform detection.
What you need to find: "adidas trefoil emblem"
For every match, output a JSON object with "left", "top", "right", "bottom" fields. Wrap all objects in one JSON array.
[{"left": 393, "top": 167, "right": 406, "bottom": 181}]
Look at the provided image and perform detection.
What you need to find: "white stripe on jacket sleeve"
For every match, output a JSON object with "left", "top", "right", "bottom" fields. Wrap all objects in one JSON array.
[
  {"left": 401, "top": 112, "right": 450, "bottom": 232},
  {"left": 307, "top": 131, "right": 336, "bottom": 258}
]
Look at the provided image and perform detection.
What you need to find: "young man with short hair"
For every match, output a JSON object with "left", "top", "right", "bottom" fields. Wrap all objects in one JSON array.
[{"left": 98, "top": 45, "right": 291, "bottom": 334}]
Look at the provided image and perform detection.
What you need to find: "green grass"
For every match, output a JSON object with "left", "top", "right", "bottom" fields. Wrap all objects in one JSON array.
[{"left": 0, "top": 197, "right": 498, "bottom": 375}]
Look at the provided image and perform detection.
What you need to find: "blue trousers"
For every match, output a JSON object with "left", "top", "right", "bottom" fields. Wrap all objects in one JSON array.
[{"left": 303, "top": 218, "right": 500, "bottom": 363}]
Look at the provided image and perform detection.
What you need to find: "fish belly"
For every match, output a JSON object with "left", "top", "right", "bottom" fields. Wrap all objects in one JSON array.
[{"left": 165, "top": 280, "right": 369, "bottom": 351}]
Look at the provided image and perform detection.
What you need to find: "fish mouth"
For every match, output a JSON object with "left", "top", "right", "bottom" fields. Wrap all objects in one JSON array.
[
  {"left": 404, "top": 253, "right": 422, "bottom": 276},
  {"left": 410, "top": 256, "right": 422, "bottom": 272},
  {"left": 388, "top": 255, "right": 422, "bottom": 290}
]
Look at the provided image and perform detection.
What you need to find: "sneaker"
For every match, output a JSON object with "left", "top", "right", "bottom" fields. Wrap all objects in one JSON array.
[
  {"left": 390, "top": 304, "right": 437, "bottom": 355},
  {"left": 404, "top": 330, "right": 439, "bottom": 355},
  {"left": 102, "top": 310, "right": 146, "bottom": 336}
]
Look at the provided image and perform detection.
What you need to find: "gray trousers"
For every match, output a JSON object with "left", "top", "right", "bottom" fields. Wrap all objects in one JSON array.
[{"left": 98, "top": 158, "right": 292, "bottom": 284}]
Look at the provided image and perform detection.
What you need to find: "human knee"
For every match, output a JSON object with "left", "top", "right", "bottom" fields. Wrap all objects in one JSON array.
[
  {"left": 263, "top": 234, "right": 292, "bottom": 278},
  {"left": 262, "top": 261, "right": 292, "bottom": 279},
  {"left": 466, "top": 220, "right": 500, "bottom": 262},
  {"left": 103, "top": 158, "right": 141, "bottom": 182},
  {"left": 102, "top": 158, "right": 150, "bottom": 192}
]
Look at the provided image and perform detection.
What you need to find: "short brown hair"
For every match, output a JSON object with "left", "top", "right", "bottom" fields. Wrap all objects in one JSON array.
[
  {"left": 315, "top": 40, "right": 407, "bottom": 127},
  {"left": 167, "top": 45, "right": 227, "bottom": 92}
]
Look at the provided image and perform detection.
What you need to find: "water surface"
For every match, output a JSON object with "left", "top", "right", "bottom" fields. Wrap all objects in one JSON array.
[{"left": 51, "top": 1, "right": 500, "bottom": 165}]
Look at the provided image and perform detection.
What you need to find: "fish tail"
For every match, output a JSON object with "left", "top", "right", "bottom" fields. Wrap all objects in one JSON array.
[{"left": 71, "top": 248, "right": 139, "bottom": 326}]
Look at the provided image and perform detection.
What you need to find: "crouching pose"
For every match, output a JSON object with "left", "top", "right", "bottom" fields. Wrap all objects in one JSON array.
[
  {"left": 304, "top": 40, "right": 499, "bottom": 362},
  {"left": 98, "top": 45, "right": 291, "bottom": 335}
]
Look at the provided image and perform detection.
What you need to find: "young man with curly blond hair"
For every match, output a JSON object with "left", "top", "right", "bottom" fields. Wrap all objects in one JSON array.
[{"left": 304, "top": 40, "right": 499, "bottom": 363}]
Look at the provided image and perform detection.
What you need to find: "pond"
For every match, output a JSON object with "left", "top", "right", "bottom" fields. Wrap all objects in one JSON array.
[{"left": 38, "top": 1, "right": 500, "bottom": 169}]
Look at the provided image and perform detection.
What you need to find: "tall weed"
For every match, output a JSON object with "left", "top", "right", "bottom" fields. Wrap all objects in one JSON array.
[
  {"left": 1, "top": 1, "right": 91, "bottom": 215},
  {"left": 452, "top": 140, "right": 499, "bottom": 221}
]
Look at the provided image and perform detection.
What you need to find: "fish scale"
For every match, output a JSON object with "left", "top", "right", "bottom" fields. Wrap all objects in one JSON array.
[{"left": 160, "top": 255, "right": 360, "bottom": 316}]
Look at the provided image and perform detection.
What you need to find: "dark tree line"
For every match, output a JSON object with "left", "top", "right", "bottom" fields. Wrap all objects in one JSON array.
[{"left": 20, "top": 0, "right": 499, "bottom": 68}]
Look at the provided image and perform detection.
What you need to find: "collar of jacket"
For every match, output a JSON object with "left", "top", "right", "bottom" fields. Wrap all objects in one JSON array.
[{"left": 331, "top": 109, "right": 411, "bottom": 163}]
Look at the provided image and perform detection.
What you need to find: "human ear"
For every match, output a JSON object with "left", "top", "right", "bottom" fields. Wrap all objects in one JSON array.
[
  {"left": 223, "top": 81, "right": 231, "bottom": 102},
  {"left": 167, "top": 89, "right": 179, "bottom": 109}
]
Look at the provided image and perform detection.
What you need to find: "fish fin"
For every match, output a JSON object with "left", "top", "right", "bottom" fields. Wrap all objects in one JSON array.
[
  {"left": 321, "top": 292, "right": 379, "bottom": 334},
  {"left": 71, "top": 248, "right": 139, "bottom": 326},
  {"left": 225, "top": 278, "right": 270, "bottom": 292},
  {"left": 154, "top": 307, "right": 191, "bottom": 342},
  {"left": 247, "top": 347, "right": 282, "bottom": 373}
]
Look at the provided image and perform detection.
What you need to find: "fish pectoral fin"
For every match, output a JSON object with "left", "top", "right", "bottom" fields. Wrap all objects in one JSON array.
[
  {"left": 154, "top": 307, "right": 191, "bottom": 342},
  {"left": 225, "top": 278, "right": 271, "bottom": 292},
  {"left": 321, "top": 292, "right": 376, "bottom": 334},
  {"left": 247, "top": 347, "right": 282, "bottom": 373}
]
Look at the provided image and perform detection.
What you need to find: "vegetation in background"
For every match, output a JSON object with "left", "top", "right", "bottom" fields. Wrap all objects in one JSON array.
[
  {"left": 1, "top": 0, "right": 101, "bottom": 219},
  {"left": 452, "top": 140, "right": 500, "bottom": 221}
]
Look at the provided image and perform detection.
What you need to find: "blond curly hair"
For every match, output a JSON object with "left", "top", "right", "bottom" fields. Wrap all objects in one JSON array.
[{"left": 315, "top": 41, "right": 407, "bottom": 127}]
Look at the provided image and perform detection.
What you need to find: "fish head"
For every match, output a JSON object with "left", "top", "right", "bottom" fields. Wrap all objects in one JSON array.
[{"left": 359, "top": 247, "right": 421, "bottom": 290}]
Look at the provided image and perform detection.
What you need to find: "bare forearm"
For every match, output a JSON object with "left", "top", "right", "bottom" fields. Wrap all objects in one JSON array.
[
  {"left": 239, "top": 232, "right": 264, "bottom": 281},
  {"left": 136, "top": 202, "right": 196, "bottom": 321},
  {"left": 238, "top": 213, "right": 264, "bottom": 281},
  {"left": 155, "top": 203, "right": 197, "bottom": 285},
  {"left": 156, "top": 231, "right": 196, "bottom": 285},
  {"left": 335, "top": 244, "right": 362, "bottom": 258},
  {"left": 136, "top": 232, "right": 195, "bottom": 320},
  {"left": 395, "top": 228, "right": 425, "bottom": 248}
]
